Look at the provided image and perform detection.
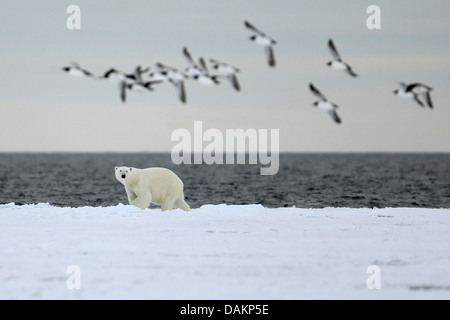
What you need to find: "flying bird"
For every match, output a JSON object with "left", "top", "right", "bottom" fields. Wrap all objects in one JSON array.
[
  {"left": 309, "top": 83, "right": 342, "bottom": 124},
  {"left": 100, "top": 68, "right": 136, "bottom": 83},
  {"left": 148, "top": 67, "right": 170, "bottom": 83},
  {"left": 62, "top": 62, "right": 95, "bottom": 78},
  {"left": 393, "top": 82, "right": 433, "bottom": 109},
  {"left": 209, "top": 58, "right": 241, "bottom": 91},
  {"left": 182, "top": 47, "right": 220, "bottom": 86},
  {"left": 100, "top": 67, "right": 160, "bottom": 103},
  {"left": 120, "top": 80, "right": 162, "bottom": 103},
  {"left": 244, "top": 20, "right": 277, "bottom": 67},
  {"left": 195, "top": 57, "right": 221, "bottom": 86},
  {"left": 130, "top": 65, "right": 150, "bottom": 83},
  {"left": 154, "top": 62, "right": 188, "bottom": 103},
  {"left": 100, "top": 68, "right": 136, "bottom": 103},
  {"left": 326, "top": 39, "right": 358, "bottom": 77},
  {"left": 182, "top": 47, "right": 203, "bottom": 79}
]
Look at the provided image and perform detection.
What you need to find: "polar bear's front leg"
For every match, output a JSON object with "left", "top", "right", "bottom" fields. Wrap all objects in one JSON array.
[
  {"left": 125, "top": 186, "right": 137, "bottom": 204},
  {"left": 130, "top": 192, "right": 152, "bottom": 210}
]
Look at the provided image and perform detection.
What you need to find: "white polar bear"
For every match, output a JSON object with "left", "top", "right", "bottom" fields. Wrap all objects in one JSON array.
[{"left": 115, "top": 166, "right": 190, "bottom": 211}]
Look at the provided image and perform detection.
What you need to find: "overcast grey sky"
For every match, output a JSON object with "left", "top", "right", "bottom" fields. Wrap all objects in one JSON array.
[{"left": 1, "top": 0, "right": 449, "bottom": 152}]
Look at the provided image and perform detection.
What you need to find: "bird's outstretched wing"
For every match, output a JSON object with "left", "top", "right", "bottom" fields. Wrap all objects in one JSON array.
[
  {"left": 309, "top": 83, "right": 327, "bottom": 101},
  {"left": 198, "top": 57, "right": 209, "bottom": 74},
  {"left": 265, "top": 46, "right": 276, "bottom": 67},
  {"left": 177, "top": 81, "right": 186, "bottom": 103},
  {"left": 119, "top": 81, "right": 127, "bottom": 103},
  {"left": 141, "top": 80, "right": 164, "bottom": 90},
  {"left": 423, "top": 91, "right": 433, "bottom": 109},
  {"left": 413, "top": 93, "right": 425, "bottom": 107},
  {"left": 183, "top": 47, "right": 198, "bottom": 67},
  {"left": 328, "top": 109, "right": 342, "bottom": 123},
  {"left": 228, "top": 74, "right": 240, "bottom": 91},
  {"left": 133, "top": 65, "right": 149, "bottom": 83},
  {"left": 244, "top": 20, "right": 277, "bottom": 44},
  {"left": 328, "top": 39, "right": 342, "bottom": 61},
  {"left": 405, "top": 83, "right": 419, "bottom": 92},
  {"left": 328, "top": 109, "right": 342, "bottom": 124},
  {"left": 345, "top": 64, "right": 358, "bottom": 77},
  {"left": 244, "top": 20, "right": 265, "bottom": 36}
]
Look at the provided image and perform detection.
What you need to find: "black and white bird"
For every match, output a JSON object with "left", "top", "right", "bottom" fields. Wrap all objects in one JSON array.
[
  {"left": 101, "top": 67, "right": 159, "bottom": 103},
  {"left": 120, "top": 80, "right": 162, "bottom": 103},
  {"left": 100, "top": 68, "right": 135, "bottom": 102},
  {"left": 309, "top": 83, "right": 342, "bottom": 124},
  {"left": 196, "top": 57, "right": 221, "bottom": 86},
  {"left": 244, "top": 20, "right": 277, "bottom": 67},
  {"left": 154, "top": 62, "right": 188, "bottom": 103},
  {"left": 393, "top": 82, "right": 433, "bottom": 109},
  {"left": 209, "top": 58, "right": 241, "bottom": 91},
  {"left": 62, "top": 62, "right": 95, "bottom": 78},
  {"left": 326, "top": 39, "right": 358, "bottom": 77},
  {"left": 183, "top": 47, "right": 203, "bottom": 79},
  {"left": 130, "top": 65, "right": 150, "bottom": 83},
  {"left": 182, "top": 48, "right": 220, "bottom": 86},
  {"left": 100, "top": 68, "right": 136, "bottom": 83},
  {"left": 148, "top": 66, "right": 170, "bottom": 83}
]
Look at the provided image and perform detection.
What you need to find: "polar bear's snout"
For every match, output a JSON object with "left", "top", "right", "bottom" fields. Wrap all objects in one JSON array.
[{"left": 121, "top": 173, "right": 126, "bottom": 179}]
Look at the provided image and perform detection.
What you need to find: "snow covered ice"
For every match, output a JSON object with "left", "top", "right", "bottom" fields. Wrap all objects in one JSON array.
[{"left": 0, "top": 203, "right": 449, "bottom": 299}]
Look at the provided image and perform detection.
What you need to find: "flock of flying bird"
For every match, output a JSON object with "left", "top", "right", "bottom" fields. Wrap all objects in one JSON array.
[
  {"left": 311, "top": 38, "right": 434, "bottom": 124},
  {"left": 62, "top": 20, "right": 436, "bottom": 124}
]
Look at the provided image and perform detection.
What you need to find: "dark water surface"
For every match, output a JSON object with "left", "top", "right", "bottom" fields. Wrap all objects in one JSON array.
[{"left": 0, "top": 153, "right": 449, "bottom": 208}]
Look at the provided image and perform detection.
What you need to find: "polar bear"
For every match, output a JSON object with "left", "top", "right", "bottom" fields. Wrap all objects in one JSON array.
[{"left": 115, "top": 166, "right": 190, "bottom": 211}]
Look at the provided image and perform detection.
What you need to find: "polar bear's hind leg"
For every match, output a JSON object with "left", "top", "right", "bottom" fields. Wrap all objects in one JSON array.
[
  {"left": 174, "top": 196, "right": 190, "bottom": 212},
  {"left": 161, "top": 198, "right": 176, "bottom": 211}
]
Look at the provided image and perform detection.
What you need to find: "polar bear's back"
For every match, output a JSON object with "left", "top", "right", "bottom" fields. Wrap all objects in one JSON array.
[
  {"left": 139, "top": 167, "right": 183, "bottom": 183},
  {"left": 136, "top": 167, "right": 184, "bottom": 197}
]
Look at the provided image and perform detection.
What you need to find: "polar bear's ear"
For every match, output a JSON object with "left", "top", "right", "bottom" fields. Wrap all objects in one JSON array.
[
  {"left": 129, "top": 167, "right": 133, "bottom": 171},
  {"left": 115, "top": 166, "right": 118, "bottom": 171}
]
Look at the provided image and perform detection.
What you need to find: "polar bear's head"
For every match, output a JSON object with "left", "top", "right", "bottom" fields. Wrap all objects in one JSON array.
[{"left": 115, "top": 166, "right": 135, "bottom": 184}]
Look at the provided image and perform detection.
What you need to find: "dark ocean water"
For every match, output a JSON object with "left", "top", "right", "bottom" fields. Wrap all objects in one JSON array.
[{"left": 0, "top": 153, "right": 449, "bottom": 208}]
